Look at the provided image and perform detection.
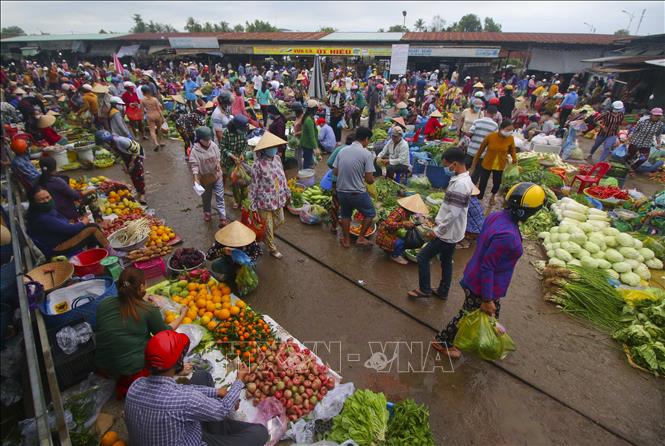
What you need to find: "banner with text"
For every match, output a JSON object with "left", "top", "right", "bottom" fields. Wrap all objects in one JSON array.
[{"left": 390, "top": 44, "right": 409, "bottom": 75}]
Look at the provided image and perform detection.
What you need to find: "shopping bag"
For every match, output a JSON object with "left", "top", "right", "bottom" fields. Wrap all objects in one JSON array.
[
  {"left": 319, "top": 169, "right": 334, "bottom": 191},
  {"left": 235, "top": 264, "right": 259, "bottom": 296},
  {"left": 125, "top": 103, "right": 143, "bottom": 121},
  {"left": 160, "top": 120, "right": 169, "bottom": 132},
  {"left": 453, "top": 309, "right": 516, "bottom": 360},
  {"left": 230, "top": 163, "right": 251, "bottom": 188},
  {"left": 403, "top": 228, "right": 424, "bottom": 250},
  {"left": 241, "top": 207, "right": 266, "bottom": 241}
]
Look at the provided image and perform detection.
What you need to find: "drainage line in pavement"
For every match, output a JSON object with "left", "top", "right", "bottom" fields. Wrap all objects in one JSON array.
[{"left": 275, "top": 233, "right": 639, "bottom": 446}]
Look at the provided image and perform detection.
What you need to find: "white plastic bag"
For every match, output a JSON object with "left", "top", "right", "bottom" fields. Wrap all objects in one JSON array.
[
  {"left": 193, "top": 182, "right": 205, "bottom": 196},
  {"left": 177, "top": 323, "right": 206, "bottom": 354}
]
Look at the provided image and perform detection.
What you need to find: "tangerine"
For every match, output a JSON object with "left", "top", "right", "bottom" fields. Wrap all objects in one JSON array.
[
  {"left": 100, "top": 431, "right": 119, "bottom": 446},
  {"left": 219, "top": 309, "right": 231, "bottom": 320},
  {"left": 230, "top": 306, "right": 240, "bottom": 316},
  {"left": 183, "top": 317, "right": 193, "bottom": 324}
]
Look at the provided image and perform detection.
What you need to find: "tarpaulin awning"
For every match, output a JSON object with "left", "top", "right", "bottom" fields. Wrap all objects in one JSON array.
[
  {"left": 590, "top": 66, "right": 650, "bottom": 73},
  {"left": 168, "top": 37, "right": 219, "bottom": 49},
  {"left": 86, "top": 45, "right": 119, "bottom": 57},
  {"left": 528, "top": 48, "right": 603, "bottom": 73},
  {"left": 148, "top": 45, "right": 170, "bottom": 55},
  {"left": 20, "top": 47, "right": 40, "bottom": 57},
  {"left": 645, "top": 59, "right": 665, "bottom": 68},
  {"left": 116, "top": 45, "right": 140, "bottom": 58}
]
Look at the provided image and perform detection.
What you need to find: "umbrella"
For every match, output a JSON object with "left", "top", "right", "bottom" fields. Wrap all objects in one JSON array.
[
  {"left": 112, "top": 53, "right": 123, "bottom": 74},
  {"left": 307, "top": 55, "right": 326, "bottom": 100}
]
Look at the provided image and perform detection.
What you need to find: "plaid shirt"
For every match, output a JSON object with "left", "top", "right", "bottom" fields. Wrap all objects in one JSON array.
[
  {"left": 461, "top": 210, "right": 523, "bottom": 301},
  {"left": 125, "top": 375, "right": 243, "bottom": 446},
  {"left": 629, "top": 118, "right": 664, "bottom": 148},
  {"left": 220, "top": 129, "right": 248, "bottom": 170}
]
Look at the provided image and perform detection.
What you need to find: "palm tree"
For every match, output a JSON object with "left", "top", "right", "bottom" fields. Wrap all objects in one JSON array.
[{"left": 414, "top": 18, "right": 426, "bottom": 32}]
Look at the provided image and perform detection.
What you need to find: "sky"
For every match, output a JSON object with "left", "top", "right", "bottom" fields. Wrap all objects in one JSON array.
[{"left": 1, "top": 1, "right": 664, "bottom": 36}]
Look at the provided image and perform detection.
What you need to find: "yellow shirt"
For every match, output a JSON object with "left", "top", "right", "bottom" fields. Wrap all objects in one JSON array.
[
  {"left": 475, "top": 132, "right": 517, "bottom": 171},
  {"left": 548, "top": 85, "right": 559, "bottom": 97},
  {"left": 532, "top": 86, "right": 545, "bottom": 96}
]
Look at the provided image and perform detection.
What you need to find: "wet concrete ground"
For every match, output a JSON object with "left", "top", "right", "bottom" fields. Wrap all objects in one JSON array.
[{"left": 93, "top": 134, "right": 664, "bottom": 445}]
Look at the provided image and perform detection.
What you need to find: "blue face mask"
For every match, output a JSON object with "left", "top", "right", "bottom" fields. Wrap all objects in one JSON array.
[
  {"left": 264, "top": 147, "right": 278, "bottom": 157},
  {"left": 444, "top": 163, "right": 457, "bottom": 176}
]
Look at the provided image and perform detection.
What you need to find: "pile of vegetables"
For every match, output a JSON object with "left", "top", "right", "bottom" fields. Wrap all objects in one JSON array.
[
  {"left": 169, "top": 247, "right": 205, "bottom": 270},
  {"left": 519, "top": 208, "right": 557, "bottom": 240},
  {"left": 614, "top": 290, "right": 665, "bottom": 375},
  {"left": 585, "top": 185, "right": 629, "bottom": 201},
  {"left": 406, "top": 176, "right": 432, "bottom": 196},
  {"left": 385, "top": 399, "right": 435, "bottom": 446},
  {"left": 302, "top": 186, "right": 332, "bottom": 208},
  {"left": 540, "top": 198, "right": 663, "bottom": 285},
  {"left": 327, "top": 389, "right": 389, "bottom": 445},
  {"left": 370, "top": 129, "right": 388, "bottom": 143},
  {"left": 421, "top": 142, "right": 456, "bottom": 164},
  {"left": 108, "top": 217, "right": 150, "bottom": 247},
  {"left": 239, "top": 338, "right": 335, "bottom": 421},
  {"left": 501, "top": 162, "right": 565, "bottom": 192},
  {"left": 127, "top": 244, "right": 172, "bottom": 263}
]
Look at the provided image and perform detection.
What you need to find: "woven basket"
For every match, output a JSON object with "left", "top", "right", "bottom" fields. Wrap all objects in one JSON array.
[{"left": 25, "top": 261, "right": 74, "bottom": 292}]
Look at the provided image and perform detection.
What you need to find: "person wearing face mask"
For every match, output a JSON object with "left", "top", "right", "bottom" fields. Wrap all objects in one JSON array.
[
  {"left": 109, "top": 96, "right": 133, "bottom": 138},
  {"left": 26, "top": 187, "right": 112, "bottom": 259},
  {"left": 431, "top": 182, "right": 545, "bottom": 359},
  {"left": 408, "top": 149, "right": 474, "bottom": 299},
  {"left": 189, "top": 127, "right": 228, "bottom": 227},
  {"left": 95, "top": 130, "right": 147, "bottom": 204},
  {"left": 483, "top": 98, "right": 503, "bottom": 126},
  {"left": 458, "top": 98, "right": 484, "bottom": 137},
  {"left": 211, "top": 91, "right": 233, "bottom": 144},
  {"left": 472, "top": 120, "right": 518, "bottom": 203},
  {"left": 249, "top": 132, "right": 291, "bottom": 259},
  {"left": 95, "top": 267, "right": 188, "bottom": 398}
]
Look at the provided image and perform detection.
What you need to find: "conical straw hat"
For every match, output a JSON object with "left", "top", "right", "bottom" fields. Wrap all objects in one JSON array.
[
  {"left": 429, "top": 110, "right": 443, "bottom": 118},
  {"left": 397, "top": 194, "right": 429, "bottom": 215},
  {"left": 91, "top": 84, "right": 109, "bottom": 94},
  {"left": 171, "top": 94, "right": 186, "bottom": 104},
  {"left": 214, "top": 221, "right": 256, "bottom": 247},
  {"left": 390, "top": 117, "right": 406, "bottom": 128},
  {"left": 396, "top": 101, "right": 407, "bottom": 109},
  {"left": 253, "top": 131, "right": 288, "bottom": 152},
  {"left": 37, "top": 114, "right": 56, "bottom": 129}
]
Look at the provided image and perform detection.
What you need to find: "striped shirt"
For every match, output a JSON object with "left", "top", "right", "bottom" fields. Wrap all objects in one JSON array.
[
  {"left": 629, "top": 118, "right": 665, "bottom": 148},
  {"left": 467, "top": 118, "right": 499, "bottom": 157},
  {"left": 597, "top": 111, "right": 624, "bottom": 137},
  {"left": 125, "top": 375, "right": 244, "bottom": 446},
  {"left": 433, "top": 171, "right": 473, "bottom": 243}
]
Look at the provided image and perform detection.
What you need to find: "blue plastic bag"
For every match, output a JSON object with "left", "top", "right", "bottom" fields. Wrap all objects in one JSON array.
[
  {"left": 319, "top": 169, "right": 334, "bottom": 191},
  {"left": 231, "top": 249, "right": 253, "bottom": 266}
]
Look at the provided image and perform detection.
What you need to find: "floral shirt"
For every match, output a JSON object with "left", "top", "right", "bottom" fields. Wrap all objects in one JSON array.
[
  {"left": 249, "top": 154, "right": 291, "bottom": 211},
  {"left": 375, "top": 207, "right": 410, "bottom": 252}
]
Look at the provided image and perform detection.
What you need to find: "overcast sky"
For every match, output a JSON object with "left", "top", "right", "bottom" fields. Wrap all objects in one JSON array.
[{"left": 2, "top": 1, "right": 664, "bottom": 36}]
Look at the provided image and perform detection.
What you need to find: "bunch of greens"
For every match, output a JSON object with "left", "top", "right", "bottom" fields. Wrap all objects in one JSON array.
[
  {"left": 613, "top": 291, "right": 665, "bottom": 376},
  {"left": 370, "top": 129, "right": 388, "bottom": 143},
  {"left": 374, "top": 178, "right": 403, "bottom": 202},
  {"left": 519, "top": 208, "right": 557, "bottom": 240},
  {"left": 291, "top": 190, "right": 304, "bottom": 208},
  {"left": 407, "top": 176, "right": 432, "bottom": 196},
  {"left": 327, "top": 389, "right": 389, "bottom": 445},
  {"left": 385, "top": 399, "right": 435, "bottom": 446}
]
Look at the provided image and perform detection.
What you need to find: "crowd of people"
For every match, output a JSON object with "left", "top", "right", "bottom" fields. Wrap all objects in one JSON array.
[{"left": 1, "top": 55, "right": 663, "bottom": 446}]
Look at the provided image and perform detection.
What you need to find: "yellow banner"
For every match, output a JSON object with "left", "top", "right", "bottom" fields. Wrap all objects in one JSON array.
[{"left": 253, "top": 46, "right": 391, "bottom": 56}]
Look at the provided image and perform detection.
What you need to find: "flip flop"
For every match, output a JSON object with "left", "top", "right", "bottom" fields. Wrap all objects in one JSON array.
[{"left": 407, "top": 289, "right": 432, "bottom": 299}]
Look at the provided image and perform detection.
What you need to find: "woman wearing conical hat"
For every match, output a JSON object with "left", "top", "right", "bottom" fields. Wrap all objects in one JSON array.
[{"left": 374, "top": 194, "right": 429, "bottom": 265}]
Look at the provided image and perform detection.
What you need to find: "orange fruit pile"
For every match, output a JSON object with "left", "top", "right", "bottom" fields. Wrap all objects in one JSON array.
[{"left": 148, "top": 224, "right": 176, "bottom": 247}]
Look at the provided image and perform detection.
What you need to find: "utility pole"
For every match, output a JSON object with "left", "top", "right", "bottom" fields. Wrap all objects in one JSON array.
[
  {"left": 621, "top": 9, "right": 635, "bottom": 33},
  {"left": 402, "top": 10, "right": 407, "bottom": 30},
  {"left": 635, "top": 9, "right": 646, "bottom": 35}
]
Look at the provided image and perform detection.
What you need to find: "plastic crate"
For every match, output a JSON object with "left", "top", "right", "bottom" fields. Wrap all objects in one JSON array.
[
  {"left": 47, "top": 319, "right": 96, "bottom": 390},
  {"left": 134, "top": 257, "right": 166, "bottom": 281}
]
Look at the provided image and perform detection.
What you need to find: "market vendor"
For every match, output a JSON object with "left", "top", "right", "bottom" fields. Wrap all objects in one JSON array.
[
  {"left": 627, "top": 107, "right": 664, "bottom": 171},
  {"left": 95, "top": 267, "right": 188, "bottom": 398},
  {"left": 431, "top": 182, "right": 545, "bottom": 359},
  {"left": 377, "top": 125, "right": 410, "bottom": 180},
  {"left": 423, "top": 109, "right": 444, "bottom": 139},
  {"left": 375, "top": 195, "right": 429, "bottom": 265},
  {"left": 35, "top": 113, "right": 66, "bottom": 145},
  {"left": 9, "top": 138, "right": 40, "bottom": 190},
  {"left": 95, "top": 130, "right": 147, "bottom": 204},
  {"left": 220, "top": 115, "right": 250, "bottom": 209},
  {"left": 317, "top": 117, "right": 337, "bottom": 153},
  {"left": 125, "top": 330, "right": 268, "bottom": 446},
  {"left": 207, "top": 221, "right": 262, "bottom": 282},
  {"left": 38, "top": 157, "right": 97, "bottom": 221},
  {"left": 26, "top": 187, "right": 112, "bottom": 258},
  {"left": 457, "top": 99, "right": 484, "bottom": 137}
]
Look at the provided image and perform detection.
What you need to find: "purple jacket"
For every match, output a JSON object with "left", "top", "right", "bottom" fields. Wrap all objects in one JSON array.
[{"left": 461, "top": 210, "right": 523, "bottom": 301}]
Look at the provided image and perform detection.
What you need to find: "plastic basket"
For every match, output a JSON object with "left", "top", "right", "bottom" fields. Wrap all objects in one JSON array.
[
  {"left": 46, "top": 318, "right": 96, "bottom": 390},
  {"left": 425, "top": 164, "right": 451, "bottom": 189},
  {"left": 134, "top": 257, "right": 166, "bottom": 281},
  {"left": 39, "top": 277, "right": 116, "bottom": 330}
]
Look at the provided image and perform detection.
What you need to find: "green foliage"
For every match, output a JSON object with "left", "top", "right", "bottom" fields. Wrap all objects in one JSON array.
[
  {"left": 130, "top": 14, "right": 177, "bottom": 33},
  {"left": 483, "top": 17, "right": 502, "bottom": 32},
  {"left": 614, "top": 29, "right": 630, "bottom": 36},
  {"left": 414, "top": 18, "right": 426, "bottom": 32},
  {"left": 387, "top": 25, "right": 409, "bottom": 32},
  {"left": 386, "top": 399, "right": 435, "bottom": 446},
  {"left": 448, "top": 14, "right": 483, "bottom": 32},
  {"left": 1, "top": 26, "right": 26, "bottom": 38},
  {"left": 244, "top": 19, "right": 279, "bottom": 32},
  {"left": 327, "top": 389, "right": 389, "bottom": 445},
  {"left": 319, "top": 27, "right": 337, "bottom": 32}
]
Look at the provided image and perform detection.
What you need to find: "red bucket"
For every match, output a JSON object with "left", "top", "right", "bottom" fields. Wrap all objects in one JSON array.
[{"left": 69, "top": 248, "right": 108, "bottom": 276}]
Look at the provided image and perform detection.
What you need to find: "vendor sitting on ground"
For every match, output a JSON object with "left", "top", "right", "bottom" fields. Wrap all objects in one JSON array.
[
  {"left": 95, "top": 267, "right": 188, "bottom": 398},
  {"left": 207, "top": 220, "right": 262, "bottom": 283},
  {"left": 423, "top": 109, "right": 444, "bottom": 140},
  {"left": 35, "top": 113, "right": 66, "bottom": 145},
  {"left": 38, "top": 157, "right": 97, "bottom": 221},
  {"left": 317, "top": 117, "right": 337, "bottom": 153},
  {"left": 125, "top": 330, "right": 269, "bottom": 446},
  {"left": 377, "top": 126, "right": 411, "bottom": 181},
  {"left": 375, "top": 195, "right": 429, "bottom": 265},
  {"left": 26, "top": 187, "right": 112, "bottom": 259}
]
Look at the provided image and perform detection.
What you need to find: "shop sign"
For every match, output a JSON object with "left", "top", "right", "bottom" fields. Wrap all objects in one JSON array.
[
  {"left": 408, "top": 47, "right": 500, "bottom": 58},
  {"left": 253, "top": 46, "right": 391, "bottom": 56}
]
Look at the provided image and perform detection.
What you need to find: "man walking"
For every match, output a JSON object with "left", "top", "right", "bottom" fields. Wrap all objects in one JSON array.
[
  {"left": 408, "top": 149, "right": 473, "bottom": 299},
  {"left": 333, "top": 127, "right": 376, "bottom": 248}
]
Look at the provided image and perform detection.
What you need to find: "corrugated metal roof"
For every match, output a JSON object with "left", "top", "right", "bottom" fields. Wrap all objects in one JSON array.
[
  {"left": 1, "top": 33, "right": 128, "bottom": 42},
  {"left": 319, "top": 32, "right": 404, "bottom": 42},
  {"left": 113, "top": 32, "right": 330, "bottom": 42},
  {"left": 402, "top": 32, "right": 620, "bottom": 45}
]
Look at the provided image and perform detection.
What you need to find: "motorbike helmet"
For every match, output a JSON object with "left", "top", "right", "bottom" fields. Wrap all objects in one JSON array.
[
  {"left": 94, "top": 130, "right": 113, "bottom": 145},
  {"left": 10, "top": 138, "right": 28, "bottom": 156},
  {"left": 144, "top": 330, "right": 190, "bottom": 373},
  {"left": 505, "top": 182, "right": 545, "bottom": 221}
]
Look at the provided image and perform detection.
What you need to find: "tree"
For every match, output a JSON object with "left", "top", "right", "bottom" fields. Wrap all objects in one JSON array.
[
  {"left": 185, "top": 17, "right": 203, "bottom": 33},
  {"left": 429, "top": 15, "right": 446, "bottom": 32},
  {"left": 99, "top": 29, "right": 107, "bottom": 34},
  {"left": 319, "top": 26, "right": 337, "bottom": 32},
  {"left": 1, "top": 26, "right": 26, "bottom": 38},
  {"left": 614, "top": 29, "right": 630, "bottom": 36},
  {"left": 447, "top": 14, "right": 483, "bottom": 32},
  {"left": 387, "top": 25, "right": 409, "bottom": 32},
  {"left": 130, "top": 14, "right": 147, "bottom": 33},
  {"left": 414, "top": 18, "right": 426, "bottom": 32},
  {"left": 215, "top": 21, "right": 231, "bottom": 32},
  {"left": 377, "top": 28, "right": 385, "bottom": 32},
  {"left": 483, "top": 17, "right": 502, "bottom": 32},
  {"left": 233, "top": 24, "right": 245, "bottom": 32},
  {"left": 244, "top": 20, "right": 278, "bottom": 32}
]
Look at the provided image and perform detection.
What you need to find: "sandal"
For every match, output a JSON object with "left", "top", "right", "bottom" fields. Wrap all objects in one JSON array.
[
  {"left": 407, "top": 289, "right": 432, "bottom": 299},
  {"left": 270, "top": 250, "right": 283, "bottom": 259},
  {"left": 203, "top": 212, "right": 212, "bottom": 222}
]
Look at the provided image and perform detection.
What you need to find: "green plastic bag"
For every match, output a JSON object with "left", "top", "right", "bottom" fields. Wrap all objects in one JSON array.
[{"left": 453, "top": 309, "right": 516, "bottom": 360}]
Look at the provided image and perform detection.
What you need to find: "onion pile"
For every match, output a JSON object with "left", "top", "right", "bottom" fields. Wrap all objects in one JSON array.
[{"left": 242, "top": 338, "right": 336, "bottom": 421}]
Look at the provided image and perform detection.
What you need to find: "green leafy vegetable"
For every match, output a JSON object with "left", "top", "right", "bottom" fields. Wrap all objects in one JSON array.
[
  {"left": 385, "top": 399, "right": 435, "bottom": 446},
  {"left": 327, "top": 389, "right": 389, "bottom": 445}
]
